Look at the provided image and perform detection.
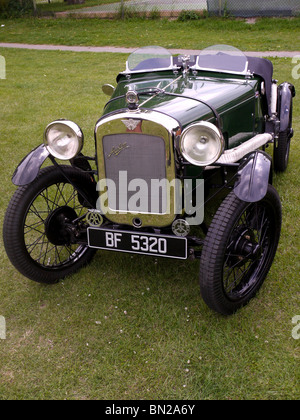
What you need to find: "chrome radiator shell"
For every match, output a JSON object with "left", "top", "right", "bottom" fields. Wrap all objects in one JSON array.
[{"left": 95, "top": 110, "right": 181, "bottom": 228}]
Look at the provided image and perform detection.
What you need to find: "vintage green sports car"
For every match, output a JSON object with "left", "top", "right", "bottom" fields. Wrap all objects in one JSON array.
[{"left": 3, "top": 45, "right": 295, "bottom": 315}]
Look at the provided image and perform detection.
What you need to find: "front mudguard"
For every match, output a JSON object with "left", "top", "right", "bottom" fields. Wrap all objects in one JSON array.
[
  {"left": 12, "top": 144, "right": 50, "bottom": 186},
  {"left": 234, "top": 151, "right": 272, "bottom": 203}
]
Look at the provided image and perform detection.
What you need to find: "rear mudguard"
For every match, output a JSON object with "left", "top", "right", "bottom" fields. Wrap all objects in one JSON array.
[
  {"left": 278, "top": 82, "right": 295, "bottom": 133},
  {"left": 234, "top": 151, "right": 272, "bottom": 203},
  {"left": 12, "top": 144, "right": 50, "bottom": 186}
]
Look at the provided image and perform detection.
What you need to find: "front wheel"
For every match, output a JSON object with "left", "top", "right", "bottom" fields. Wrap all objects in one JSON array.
[
  {"left": 274, "top": 130, "right": 292, "bottom": 172},
  {"left": 3, "top": 165, "right": 97, "bottom": 284},
  {"left": 199, "top": 185, "right": 282, "bottom": 315},
  {"left": 274, "top": 89, "right": 293, "bottom": 172}
]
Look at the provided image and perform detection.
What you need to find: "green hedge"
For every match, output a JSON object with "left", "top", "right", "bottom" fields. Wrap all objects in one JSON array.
[{"left": 0, "top": 0, "right": 34, "bottom": 17}]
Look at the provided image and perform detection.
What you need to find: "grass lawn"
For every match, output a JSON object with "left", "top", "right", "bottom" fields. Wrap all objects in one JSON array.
[
  {"left": 0, "top": 17, "right": 299, "bottom": 51},
  {"left": 0, "top": 47, "right": 299, "bottom": 400}
]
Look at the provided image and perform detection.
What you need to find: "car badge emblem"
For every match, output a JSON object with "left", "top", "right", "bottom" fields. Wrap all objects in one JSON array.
[
  {"left": 108, "top": 142, "right": 130, "bottom": 158},
  {"left": 86, "top": 210, "right": 103, "bottom": 227},
  {"left": 172, "top": 219, "right": 190, "bottom": 237},
  {"left": 122, "top": 119, "right": 141, "bottom": 131}
]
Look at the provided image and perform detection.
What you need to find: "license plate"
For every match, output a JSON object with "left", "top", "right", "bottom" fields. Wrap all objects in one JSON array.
[{"left": 87, "top": 228, "right": 187, "bottom": 260}]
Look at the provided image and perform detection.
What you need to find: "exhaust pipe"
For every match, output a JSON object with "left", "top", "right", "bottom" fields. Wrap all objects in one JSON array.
[{"left": 216, "top": 133, "right": 273, "bottom": 165}]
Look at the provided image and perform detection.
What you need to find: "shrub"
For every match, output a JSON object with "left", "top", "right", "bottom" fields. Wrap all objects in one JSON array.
[
  {"left": 149, "top": 7, "right": 160, "bottom": 20},
  {"left": 0, "top": 0, "right": 34, "bottom": 18},
  {"left": 177, "top": 10, "right": 204, "bottom": 22}
]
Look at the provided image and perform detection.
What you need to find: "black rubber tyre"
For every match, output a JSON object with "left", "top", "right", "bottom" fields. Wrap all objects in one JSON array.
[
  {"left": 3, "top": 165, "right": 97, "bottom": 284},
  {"left": 274, "top": 130, "right": 291, "bottom": 173},
  {"left": 199, "top": 185, "right": 282, "bottom": 315},
  {"left": 274, "top": 94, "right": 293, "bottom": 173}
]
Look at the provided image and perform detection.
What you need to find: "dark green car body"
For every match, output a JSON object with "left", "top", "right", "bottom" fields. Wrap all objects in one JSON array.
[{"left": 104, "top": 71, "right": 263, "bottom": 148}]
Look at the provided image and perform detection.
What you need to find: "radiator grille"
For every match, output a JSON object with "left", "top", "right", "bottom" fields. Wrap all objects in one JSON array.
[{"left": 102, "top": 133, "right": 167, "bottom": 214}]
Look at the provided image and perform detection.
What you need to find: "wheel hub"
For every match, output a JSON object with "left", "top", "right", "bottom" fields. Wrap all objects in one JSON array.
[
  {"left": 235, "top": 235, "right": 262, "bottom": 260},
  {"left": 45, "top": 206, "right": 78, "bottom": 246},
  {"left": 228, "top": 226, "right": 263, "bottom": 267}
]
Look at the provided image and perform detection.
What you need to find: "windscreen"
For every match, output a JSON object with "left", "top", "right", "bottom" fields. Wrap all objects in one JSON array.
[
  {"left": 195, "top": 45, "right": 249, "bottom": 75},
  {"left": 126, "top": 46, "right": 174, "bottom": 73}
]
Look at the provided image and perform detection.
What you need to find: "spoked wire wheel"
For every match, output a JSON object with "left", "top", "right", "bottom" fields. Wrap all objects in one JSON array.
[
  {"left": 200, "top": 185, "right": 282, "bottom": 315},
  {"left": 3, "top": 166, "right": 97, "bottom": 284}
]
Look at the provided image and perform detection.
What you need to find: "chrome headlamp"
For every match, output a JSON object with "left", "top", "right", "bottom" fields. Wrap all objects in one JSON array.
[
  {"left": 44, "top": 120, "right": 83, "bottom": 160},
  {"left": 180, "top": 121, "right": 224, "bottom": 166},
  {"left": 126, "top": 90, "right": 139, "bottom": 109}
]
